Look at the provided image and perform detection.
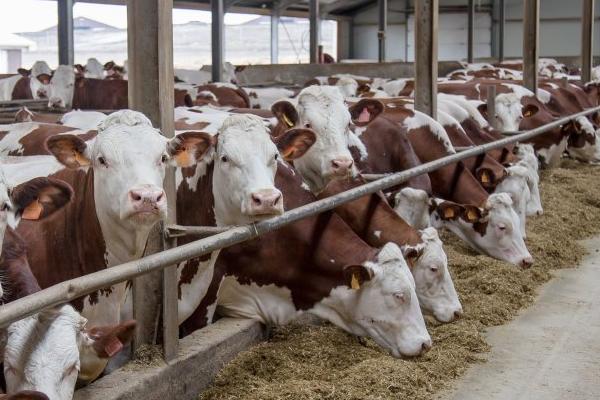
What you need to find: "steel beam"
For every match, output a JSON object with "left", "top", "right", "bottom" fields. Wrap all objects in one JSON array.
[
  {"left": 271, "top": 9, "right": 280, "bottom": 64},
  {"left": 309, "top": 0, "right": 320, "bottom": 63},
  {"left": 126, "top": 0, "right": 177, "bottom": 361},
  {"left": 211, "top": 0, "right": 224, "bottom": 82},
  {"left": 581, "top": 0, "right": 595, "bottom": 82},
  {"left": 523, "top": 0, "right": 539, "bottom": 93},
  {"left": 414, "top": 0, "right": 438, "bottom": 119},
  {"left": 499, "top": 0, "right": 505, "bottom": 62},
  {"left": 378, "top": 0, "right": 387, "bottom": 63},
  {"left": 57, "top": 0, "right": 74, "bottom": 66},
  {"left": 467, "top": 0, "right": 474, "bottom": 63}
]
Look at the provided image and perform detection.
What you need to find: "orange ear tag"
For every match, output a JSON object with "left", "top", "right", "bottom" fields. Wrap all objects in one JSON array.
[
  {"left": 443, "top": 207, "right": 455, "bottom": 219},
  {"left": 22, "top": 199, "right": 43, "bottom": 220},
  {"left": 481, "top": 171, "right": 490, "bottom": 184},
  {"left": 283, "top": 114, "right": 294, "bottom": 128},
  {"left": 74, "top": 152, "right": 90, "bottom": 167},
  {"left": 175, "top": 149, "right": 192, "bottom": 167}
]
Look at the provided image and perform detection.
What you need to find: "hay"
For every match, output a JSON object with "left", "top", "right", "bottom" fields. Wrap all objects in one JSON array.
[
  {"left": 123, "top": 344, "right": 166, "bottom": 370},
  {"left": 200, "top": 160, "right": 600, "bottom": 400}
]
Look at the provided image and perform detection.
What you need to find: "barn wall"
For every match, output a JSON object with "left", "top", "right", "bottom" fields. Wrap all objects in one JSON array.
[{"left": 349, "top": 0, "right": 599, "bottom": 62}]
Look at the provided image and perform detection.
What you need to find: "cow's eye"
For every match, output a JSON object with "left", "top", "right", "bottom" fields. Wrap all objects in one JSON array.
[
  {"left": 393, "top": 292, "right": 406, "bottom": 303},
  {"left": 273, "top": 153, "right": 279, "bottom": 162},
  {"left": 1, "top": 202, "right": 10, "bottom": 212},
  {"left": 221, "top": 155, "right": 228, "bottom": 163},
  {"left": 98, "top": 156, "right": 107, "bottom": 166},
  {"left": 161, "top": 154, "right": 168, "bottom": 163},
  {"left": 304, "top": 122, "right": 311, "bottom": 129}
]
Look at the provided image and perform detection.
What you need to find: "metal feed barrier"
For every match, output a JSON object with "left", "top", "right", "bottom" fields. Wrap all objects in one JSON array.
[{"left": 1, "top": 104, "right": 599, "bottom": 346}]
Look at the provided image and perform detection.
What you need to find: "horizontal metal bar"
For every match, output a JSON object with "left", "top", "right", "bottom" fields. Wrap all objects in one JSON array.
[
  {"left": 1, "top": 104, "right": 599, "bottom": 328},
  {"left": 501, "top": 130, "right": 524, "bottom": 136},
  {"left": 166, "top": 224, "right": 230, "bottom": 238}
]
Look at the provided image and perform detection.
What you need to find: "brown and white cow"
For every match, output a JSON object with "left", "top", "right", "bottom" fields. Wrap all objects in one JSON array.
[
  {"left": 0, "top": 169, "right": 135, "bottom": 400},
  {"left": 270, "top": 87, "right": 532, "bottom": 267},
  {"left": 177, "top": 148, "right": 432, "bottom": 357},
  {"left": 0, "top": 110, "right": 207, "bottom": 382},
  {"left": 0, "top": 62, "right": 52, "bottom": 102},
  {"left": 192, "top": 83, "right": 250, "bottom": 108}
]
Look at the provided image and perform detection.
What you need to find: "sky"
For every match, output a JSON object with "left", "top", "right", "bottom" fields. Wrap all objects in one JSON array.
[{"left": 0, "top": 0, "right": 260, "bottom": 33}]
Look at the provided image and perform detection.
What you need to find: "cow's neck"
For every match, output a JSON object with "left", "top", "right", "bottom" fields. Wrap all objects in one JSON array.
[{"left": 308, "top": 287, "right": 365, "bottom": 337}]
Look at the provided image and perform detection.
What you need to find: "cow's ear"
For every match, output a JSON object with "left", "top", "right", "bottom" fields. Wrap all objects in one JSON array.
[
  {"left": 461, "top": 205, "right": 483, "bottom": 223},
  {"left": 523, "top": 103, "right": 539, "bottom": 118},
  {"left": 8, "top": 390, "right": 51, "bottom": 400},
  {"left": 436, "top": 201, "right": 464, "bottom": 221},
  {"left": 271, "top": 100, "right": 299, "bottom": 128},
  {"left": 11, "top": 177, "right": 73, "bottom": 221},
  {"left": 477, "top": 103, "right": 488, "bottom": 119},
  {"left": 14, "top": 107, "right": 33, "bottom": 123},
  {"left": 103, "top": 61, "right": 115, "bottom": 70},
  {"left": 46, "top": 134, "right": 91, "bottom": 169},
  {"left": 36, "top": 73, "right": 52, "bottom": 85},
  {"left": 273, "top": 128, "right": 316, "bottom": 160},
  {"left": 343, "top": 265, "right": 373, "bottom": 290},
  {"left": 476, "top": 167, "right": 496, "bottom": 187},
  {"left": 348, "top": 99, "right": 384, "bottom": 126},
  {"left": 17, "top": 68, "right": 31, "bottom": 77},
  {"left": 168, "top": 131, "right": 215, "bottom": 168},
  {"left": 84, "top": 320, "right": 136, "bottom": 359}
]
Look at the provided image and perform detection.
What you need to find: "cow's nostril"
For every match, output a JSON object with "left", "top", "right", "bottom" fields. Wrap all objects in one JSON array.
[
  {"left": 421, "top": 341, "right": 432, "bottom": 353},
  {"left": 454, "top": 310, "right": 462, "bottom": 320},
  {"left": 156, "top": 193, "right": 164, "bottom": 202},
  {"left": 252, "top": 195, "right": 262, "bottom": 205},
  {"left": 131, "top": 193, "right": 141, "bottom": 202},
  {"left": 274, "top": 193, "right": 282, "bottom": 205}
]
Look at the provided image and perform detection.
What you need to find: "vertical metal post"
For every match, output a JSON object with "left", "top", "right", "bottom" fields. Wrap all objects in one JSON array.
[
  {"left": 487, "top": 85, "right": 497, "bottom": 129},
  {"left": 57, "top": 0, "right": 74, "bottom": 66},
  {"left": 271, "top": 8, "right": 280, "bottom": 64},
  {"left": 415, "top": 0, "right": 438, "bottom": 119},
  {"left": 127, "top": 0, "right": 178, "bottom": 362},
  {"left": 498, "top": 0, "right": 505, "bottom": 62},
  {"left": 523, "top": 0, "right": 539, "bottom": 93},
  {"left": 309, "top": 0, "right": 320, "bottom": 63},
  {"left": 581, "top": 0, "right": 595, "bottom": 82},
  {"left": 467, "top": 0, "right": 474, "bottom": 63},
  {"left": 378, "top": 0, "right": 387, "bottom": 63},
  {"left": 211, "top": 0, "right": 224, "bottom": 82}
]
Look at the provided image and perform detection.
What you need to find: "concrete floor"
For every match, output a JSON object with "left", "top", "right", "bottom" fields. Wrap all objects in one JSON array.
[{"left": 438, "top": 237, "right": 600, "bottom": 400}]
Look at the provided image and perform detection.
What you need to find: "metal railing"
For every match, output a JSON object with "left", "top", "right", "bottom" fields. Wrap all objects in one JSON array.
[{"left": 1, "top": 104, "right": 599, "bottom": 330}]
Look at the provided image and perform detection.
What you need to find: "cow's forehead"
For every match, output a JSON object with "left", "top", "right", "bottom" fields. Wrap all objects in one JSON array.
[{"left": 92, "top": 125, "right": 167, "bottom": 155}]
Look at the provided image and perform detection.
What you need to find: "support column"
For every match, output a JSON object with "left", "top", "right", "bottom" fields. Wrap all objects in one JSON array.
[
  {"left": 498, "top": 0, "right": 505, "bottom": 62},
  {"left": 127, "top": 0, "right": 178, "bottom": 361},
  {"left": 378, "top": 0, "right": 387, "bottom": 63},
  {"left": 212, "top": 0, "right": 224, "bottom": 82},
  {"left": 309, "top": 0, "right": 320, "bottom": 63},
  {"left": 467, "top": 0, "right": 474, "bottom": 63},
  {"left": 271, "top": 9, "right": 280, "bottom": 64},
  {"left": 522, "top": 0, "right": 539, "bottom": 93},
  {"left": 415, "top": 0, "right": 438, "bottom": 119},
  {"left": 57, "top": 0, "right": 74, "bottom": 66},
  {"left": 581, "top": 0, "right": 595, "bottom": 83}
]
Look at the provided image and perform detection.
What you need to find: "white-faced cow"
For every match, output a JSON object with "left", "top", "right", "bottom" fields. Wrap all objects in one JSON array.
[{"left": 0, "top": 110, "right": 208, "bottom": 382}]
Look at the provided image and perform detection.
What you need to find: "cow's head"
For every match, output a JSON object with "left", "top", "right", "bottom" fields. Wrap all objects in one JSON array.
[
  {"left": 210, "top": 114, "right": 315, "bottom": 226},
  {"left": 17, "top": 66, "right": 51, "bottom": 100},
  {"left": 335, "top": 243, "right": 431, "bottom": 358},
  {"left": 45, "top": 110, "right": 209, "bottom": 241},
  {"left": 404, "top": 228, "right": 462, "bottom": 323},
  {"left": 84, "top": 58, "right": 105, "bottom": 80},
  {"left": 3, "top": 305, "right": 135, "bottom": 400},
  {"left": 393, "top": 187, "right": 431, "bottom": 230},
  {"left": 513, "top": 144, "right": 543, "bottom": 216},
  {"left": 335, "top": 76, "right": 359, "bottom": 98},
  {"left": 271, "top": 86, "right": 383, "bottom": 192},
  {"left": 430, "top": 194, "right": 533, "bottom": 268},
  {"left": 478, "top": 93, "right": 539, "bottom": 132},
  {"left": 566, "top": 116, "right": 600, "bottom": 164},
  {"left": 493, "top": 165, "right": 532, "bottom": 238},
  {"left": 47, "top": 65, "right": 75, "bottom": 109}
]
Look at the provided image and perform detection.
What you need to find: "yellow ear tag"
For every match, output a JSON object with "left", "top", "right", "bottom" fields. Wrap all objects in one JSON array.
[
  {"left": 481, "top": 171, "right": 490, "bottom": 184},
  {"left": 443, "top": 207, "right": 455, "bottom": 219},
  {"left": 466, "top": 209, "right": 479, "bottom": 222},
  {"left": 282, "top": 114, "right": 294, "bottom": 128},
  {"left": 351, "top": 272, "right": 361, "bottom": 290},
  {"left": 22, "top": 199, "right": 43, "bottom": 220},
  {"left": 74, "top": 152, "right": 90, "bottom": 167},
  {"left": 524, "top": 110, "right": 532, "bottom": 117}
]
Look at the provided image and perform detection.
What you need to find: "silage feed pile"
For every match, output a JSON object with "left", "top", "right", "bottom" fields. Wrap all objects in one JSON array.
[{"left": 200, "top": 160, "right": 600, "bottom": 400}]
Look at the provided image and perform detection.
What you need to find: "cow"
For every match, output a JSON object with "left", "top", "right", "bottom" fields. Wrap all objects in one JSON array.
[
  {"left": 47, "top": 66, "right": 192, "bottom": 109},
  {"left": 0, "top": 110, "right": 208, "bottom": 382},
  {"left": 0, "top": 168, "right": 136, "bottom": 400},
  {"left": 243, "top": 87, "right": 296, "bottom": 110},
  {"left": 192, "top": 83, "right": 251, "bottom": 108},
  {"left": 0, "top": 63, "right": 52, "bottom": 102},
  {"left": 176, "top": 148, "right": 432, "bottom": 357},
  {"left": 60, "top": 110, "right": 107, "bottom": 130},
  {"left": 270, "top": 86, "right": 533, "bottom": 267},
  {"left": 74, "top": 58, "right": 106, "bottom": 80}
]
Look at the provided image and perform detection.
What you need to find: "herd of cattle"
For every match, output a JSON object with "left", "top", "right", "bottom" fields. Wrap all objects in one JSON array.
[{"left": 0, "top": 57, "right": 599, "bottom": 400}]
